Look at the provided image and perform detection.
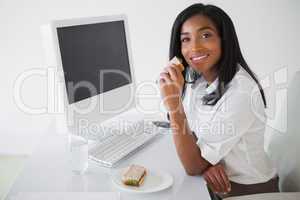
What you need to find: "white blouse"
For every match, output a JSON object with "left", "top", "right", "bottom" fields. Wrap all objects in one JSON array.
[{"left": 183, "top": 66, "right": 277, "bottom": 184}]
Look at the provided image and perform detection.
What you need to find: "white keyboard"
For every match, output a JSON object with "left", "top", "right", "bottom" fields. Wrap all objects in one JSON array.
[{"left": 88, "top": 120, "right": 168, "bottom": 167}]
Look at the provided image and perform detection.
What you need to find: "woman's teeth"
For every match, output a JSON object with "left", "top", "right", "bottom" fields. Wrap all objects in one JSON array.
[{"left": 191, "top": 55, "right": 208, "bottom": 61}]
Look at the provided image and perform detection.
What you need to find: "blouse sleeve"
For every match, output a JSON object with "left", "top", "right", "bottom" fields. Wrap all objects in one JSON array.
[{"left": 196, "top": 89, "right": 260, "bottom": 165}]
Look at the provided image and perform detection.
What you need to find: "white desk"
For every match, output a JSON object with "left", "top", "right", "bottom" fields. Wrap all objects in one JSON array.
[{"left": 6, "top": 114, "right": 211, "bottom": 200}]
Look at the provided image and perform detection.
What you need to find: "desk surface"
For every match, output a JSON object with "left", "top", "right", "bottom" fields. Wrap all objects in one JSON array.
[{"left": 7, "top": 112, "right": 210, "bottom": 200}]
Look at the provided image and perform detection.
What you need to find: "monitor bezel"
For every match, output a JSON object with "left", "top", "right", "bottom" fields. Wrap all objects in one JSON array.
[
  {"left": 47, "top": 14, "right": 137, "bottom": 133},
  {"left": 50, "top": 14, "right": 136, "bottom": 106}
]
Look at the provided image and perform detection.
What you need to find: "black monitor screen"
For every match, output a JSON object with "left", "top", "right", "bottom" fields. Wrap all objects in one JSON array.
[{"left": 57, "top": 20, "right": 132, "bottom": 104}]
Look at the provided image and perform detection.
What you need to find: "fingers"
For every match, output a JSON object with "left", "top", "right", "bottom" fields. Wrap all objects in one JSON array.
[
  {"left": 162, "top": 64, "right": 179, "bottom": 80},
  {"left": 159, "top": 72, "right": 172, "bottom": 84},
  {"left": 159, "top": 65, "right": 182, "bottom": 84},
  {"left": 204, "top": 173, "right": 220, "bottom": 192},
  {"left": 204, "top": 171, "right": 222, "bottom": 193},
  {"left": 164, "top": 65, "right": 178, "bottom": 81},
  {"left": 169, "top": 56, "right": 185, "bottom": 72},
  {"left": 218, "top": 166, "right": 231, "bottom": 192},
  {"left": 159, "top": 61, "right": 184, "bottom": 85},
  {"left": 203, "top": 165, "right": 231, "bottom": 194},
  {"left": 212, "top": 170, "right": 227, "bottom": 193},
  {"left": 170, "top": 63, "right": 184, "bottom": 78}
]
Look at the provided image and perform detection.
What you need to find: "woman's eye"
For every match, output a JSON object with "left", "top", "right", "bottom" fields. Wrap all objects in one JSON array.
[
  {"left": 181, "top": 37, "right": 189, "bottom": 43},
  {"left": 202, "top": 32, "right": 212, "bottom": 39}
]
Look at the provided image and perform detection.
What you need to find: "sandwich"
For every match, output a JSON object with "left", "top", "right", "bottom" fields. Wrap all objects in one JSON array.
[
  {"left": 170, "top": 56, "right": 184, "bottom": 72},
  {"left": 121, "top": 164, "right": 147, "bottom": 187},
  {"left": 156, "top": 56, "right": 185, "bottom": 84}
]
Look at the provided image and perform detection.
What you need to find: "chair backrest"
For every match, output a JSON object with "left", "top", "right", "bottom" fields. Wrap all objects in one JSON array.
[{"left": 266, "top": 71, "right": 300, "bottom": 192}]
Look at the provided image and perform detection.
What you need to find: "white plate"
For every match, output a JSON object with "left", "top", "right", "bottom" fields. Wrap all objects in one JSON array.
[{"left": 111, "top": 167, "right": 173, "bottom": 194}]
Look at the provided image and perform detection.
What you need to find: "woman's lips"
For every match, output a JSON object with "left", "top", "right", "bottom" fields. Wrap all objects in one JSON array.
[{"left": 190, "top": 54, "right": 209, "bottom": 64}]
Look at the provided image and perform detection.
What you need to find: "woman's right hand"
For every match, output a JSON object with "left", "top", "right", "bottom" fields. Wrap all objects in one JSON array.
[
  {"left": 158, "top": 62, "right": 185, "bottom": 112},
  {"left": 203, "top": 163, "right": 231, "bottom": 194}
]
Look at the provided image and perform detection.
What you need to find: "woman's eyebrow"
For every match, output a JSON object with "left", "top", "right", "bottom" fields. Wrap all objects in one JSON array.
[
  {"left": 198, "top": 26, "right": 215, "bottom": 32},
  {"left": 181, "top": 26, "right": 215, "bottom": 35}
]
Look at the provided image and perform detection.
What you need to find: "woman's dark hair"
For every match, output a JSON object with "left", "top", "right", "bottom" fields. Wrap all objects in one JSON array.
[{"left": 169, "top": 3, "right": 267, "bottom": 107}]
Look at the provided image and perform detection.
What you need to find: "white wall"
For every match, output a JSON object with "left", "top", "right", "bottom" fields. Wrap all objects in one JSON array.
[{"left": 0, "top": 0, "right": 299, "bottom": 156}]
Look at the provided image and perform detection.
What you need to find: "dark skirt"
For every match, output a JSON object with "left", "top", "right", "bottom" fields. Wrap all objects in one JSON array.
[{"left": 208, "top": 176, "right": 280, "bottom": 199}]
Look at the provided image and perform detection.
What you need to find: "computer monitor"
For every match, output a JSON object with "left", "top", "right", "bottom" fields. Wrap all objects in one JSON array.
[{"left": 41, "top": 15, "right": 136, "bottom": 138}]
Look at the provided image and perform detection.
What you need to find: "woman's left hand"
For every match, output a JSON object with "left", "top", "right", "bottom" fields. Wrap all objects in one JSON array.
[
  {"left": 203, "top": 163, "right": 231, "bottom": 194},
  {"left": 159, "top": 63, "right": 185, "bottom": 112}
]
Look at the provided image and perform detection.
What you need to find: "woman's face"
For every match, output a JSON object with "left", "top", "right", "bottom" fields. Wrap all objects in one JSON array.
[{"left": 180, "top": 14, "right": 221, "bottom": 78}]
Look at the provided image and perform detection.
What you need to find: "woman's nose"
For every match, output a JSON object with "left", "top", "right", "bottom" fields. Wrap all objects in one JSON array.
[
  {"left": 191, "top": 39, "right": 204, "bottom": 52},
  {"left": 192, "top": 47, "right": 205, "bottom": 52},
  {"left": 192, "top": 46, "right": 204, "bottom": 52}
]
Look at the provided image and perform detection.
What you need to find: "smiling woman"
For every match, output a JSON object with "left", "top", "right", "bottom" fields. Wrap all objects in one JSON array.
[
  {"left": 159, "top": 3, "right": 279, "bottom": 200},
  {"left": 180, "top": 14, "right": 221, "bottom": 84}
]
